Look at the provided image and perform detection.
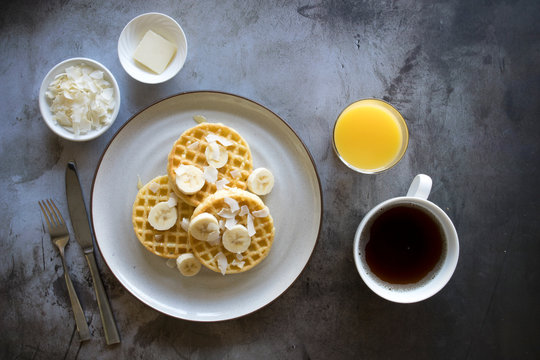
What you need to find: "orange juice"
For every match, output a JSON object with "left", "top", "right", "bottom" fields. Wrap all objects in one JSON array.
[{"left": 333, "top": 99, "right": 408, "bottom": 173}]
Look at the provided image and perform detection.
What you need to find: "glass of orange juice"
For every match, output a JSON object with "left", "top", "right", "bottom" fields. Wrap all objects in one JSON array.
[{"left": 332, "top": 99, "right": 409, "bottom": 174}]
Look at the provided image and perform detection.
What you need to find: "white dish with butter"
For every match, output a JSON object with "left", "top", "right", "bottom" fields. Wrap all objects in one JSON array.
[
  {"left": 118, "top": 12, "right": 188, "bottom": 84},
  {"left": 39, "top": 57, "right": 120, "bottom": 142}
]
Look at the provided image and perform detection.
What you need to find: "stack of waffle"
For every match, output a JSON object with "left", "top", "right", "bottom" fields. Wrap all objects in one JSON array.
[{"left": 132, "top": 121, "right": 275, "bottom": 275}]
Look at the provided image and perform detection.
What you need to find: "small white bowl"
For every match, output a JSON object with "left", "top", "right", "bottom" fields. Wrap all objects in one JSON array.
[
  {"left": 39, "top": 57, "right": 121, "bottom": 142},
  {"left": 118, "top": 12, "right": 188, "bottom": 84}
]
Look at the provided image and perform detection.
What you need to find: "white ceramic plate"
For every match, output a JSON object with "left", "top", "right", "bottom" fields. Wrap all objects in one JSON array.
[{"left": 91, "top": 91, "right": 322, "bottom": 321}]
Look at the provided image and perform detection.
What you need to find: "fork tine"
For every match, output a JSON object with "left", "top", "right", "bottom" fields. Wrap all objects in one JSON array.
[
  {"left": 44, "top": 200, "right": 57, "bottom": 226},
  {"left": 39, "top": 200, "right": 53, "bottom": 231},
  {"left": 48, "top": 199, "right": 65, "bottom": 226},
  {"left": 45, "top": 199, "right": 60, "bottom": 226}
]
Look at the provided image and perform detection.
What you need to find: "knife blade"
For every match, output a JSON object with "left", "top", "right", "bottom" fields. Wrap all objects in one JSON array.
[{"left": 65, "top": 161, "right": 121, "bottom": 345}]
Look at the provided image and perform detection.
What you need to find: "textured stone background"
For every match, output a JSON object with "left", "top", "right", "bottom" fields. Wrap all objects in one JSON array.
[{"left": 1, "top": 0, "right": 539, "bottom": 359}]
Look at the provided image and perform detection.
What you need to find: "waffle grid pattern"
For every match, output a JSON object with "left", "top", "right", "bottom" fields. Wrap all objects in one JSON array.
[
  {"left": 167, "top": 122, "right": 253, "bottom": 207},
  {"left": 132, "top": 175, "right": 194, "bottom": 258},
  {"left": 189, "top": 189, "right": 275, "bottom": 274}
]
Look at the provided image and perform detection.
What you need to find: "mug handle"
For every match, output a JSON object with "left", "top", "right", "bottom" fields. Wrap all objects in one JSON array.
[{"left": 406, "top": 174, "right": 432, "bottom": 199}]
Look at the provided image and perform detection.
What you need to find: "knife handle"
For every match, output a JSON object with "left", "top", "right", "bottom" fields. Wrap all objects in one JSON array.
[{"left": 85, "top": 252, "right": 121, "bottom": 345}]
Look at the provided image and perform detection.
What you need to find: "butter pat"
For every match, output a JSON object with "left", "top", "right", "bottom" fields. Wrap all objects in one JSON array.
[{"left": 133, "top": 30, "right": 177, "bottom": 74}]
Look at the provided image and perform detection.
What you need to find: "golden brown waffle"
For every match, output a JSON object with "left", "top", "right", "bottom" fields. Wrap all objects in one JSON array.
[
  {"left": 132, "top": 175, "right": 194, "bottom": 258},
  {"left": 189, "top": 189, "right": 275, "bottom": 274},
  {"left": 167, "top": 122, "right": 253, "bottom": 207}
]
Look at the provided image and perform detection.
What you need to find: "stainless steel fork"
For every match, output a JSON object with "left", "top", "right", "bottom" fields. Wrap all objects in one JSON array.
[{"left": 39, "top": 199, "right": 91, "bottom": 342}]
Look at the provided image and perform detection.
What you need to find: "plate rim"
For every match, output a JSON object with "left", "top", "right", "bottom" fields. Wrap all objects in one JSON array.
[{"left": 90, "top": 90, "right": 324, "bottom": 321}]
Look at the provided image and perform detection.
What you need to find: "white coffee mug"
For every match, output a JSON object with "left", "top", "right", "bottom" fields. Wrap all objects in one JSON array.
[{"left": 353, "top": 174, "right": 459, "bottom": 303}]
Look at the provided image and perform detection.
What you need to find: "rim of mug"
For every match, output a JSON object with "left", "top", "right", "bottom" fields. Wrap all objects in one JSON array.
[
  {"left": 332, "top": 98, "right": 409, "bottom": 175},
  {"left": 353, "top": 196, "right": 459, "bottom": 303}
]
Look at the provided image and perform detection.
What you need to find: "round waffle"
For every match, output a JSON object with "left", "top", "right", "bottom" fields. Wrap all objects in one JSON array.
[
  {"left": 189, "top": 189, "right": 275, "bottom": 274},
  {"left": 132, "top": 175, "right": 195, "bottom": 258},
  {"left": 167, "top": 122, "right": 253, "bottom": 207}
]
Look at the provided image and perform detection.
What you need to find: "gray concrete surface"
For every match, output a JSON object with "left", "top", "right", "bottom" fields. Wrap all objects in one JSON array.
[{"left": 2, "top": 0, "right": 539, "bottom": 359}]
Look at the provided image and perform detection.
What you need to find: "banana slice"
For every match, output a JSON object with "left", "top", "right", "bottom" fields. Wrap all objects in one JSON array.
[
  {"left": 205, "top": 142, "right": 228, "bottom": 168},
  {"left": 175, "top": 164, "right": 205, "bottom": 194},
  {"left": 176, "top": 253, "right": 202, "bottom": 276},
  {"left": 189, "top": 212, "right": 220, "bottom": 241},
  {"left": 222, "top": 224, "right": 251, "bottom": 253},
  {"left": 247, "top": 167, "right": 274, "bottom": 195},
  {"left": 148, "top": 202, "right": 178, "bottom": 231}
]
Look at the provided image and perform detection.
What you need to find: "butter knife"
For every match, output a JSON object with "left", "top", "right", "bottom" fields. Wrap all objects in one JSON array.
[{"left": 65, "top": 161, "right": 121, "bottom": 345}]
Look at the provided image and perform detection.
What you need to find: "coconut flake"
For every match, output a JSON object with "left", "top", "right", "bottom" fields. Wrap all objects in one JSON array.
[
  {"left": 207, "top": 230, "right": 220, "bottom": 243},
  {"left": 230, "top": 169, "right": 241, "bottom": 179},
  {"left": 231, "top": 259, "right": 245, "bottom": 269},
  {"left": 217, "top": 208, "right": 237, "bottom": 219},
  {"left": 217, "top": 137, "right": 234, "bottom": 147},
  {"left": 215, "top": 252, "right": 228, "bottom": 275},
  {"left": 137, "top": 175, "right": 143, "bottom": 190},
  {"left": 252, "top": 207, "right": 269, "bottom": 218},
  {"left": 187, "top": 141, "right": 200, "bottom": 151},
  {"left": 216, "top": 178, "right": 229, "bottom": 190},
  {"left": 239, "top": 205, "right": 250, "bottom": 217},
  {"left": 148, "top": 181, "right": 160, "bottom": 194},
  {"left": 47, "top": 62, "right": 115, "bottom": 136},
  {"left": 206, "top": 134, "right": 234, "bottom": 147},
  {"left": 224, "top": 197, "right": 240, "bottom": 213},
  {"left": 90, "top": 70, "right": 103, "bottom": 79},
  {"left": 180, "top": 218, "right": 190, "bottom": 232},
  {"left": 167, "top": 194, "right": 178, "bottom": 208},
  {"left": 225, "top": 217, "right": 238, "bottom": 230},
  {"left": 246, "top": 213, "right": 256, "bottom": 236},
  {"left": 204, "top": 165, "right": 218, "bottom": 184},
  {"left": 154, "top": 234, "right": 163, "bottom": 240},
  {"left": 101, "top": 87, "right": 113, "bottom": 101},
  {"left": 207, "top": 142, "right": 220, "bottom": 162},
  {"left": 208, "top": 236, "right": 221, "bottom": 246},
  {"left": 236, "top": 253, "right": 244, "bottom": 260},
  {"left": 205, "top": 134, "right": 220, "bottom": 143}
]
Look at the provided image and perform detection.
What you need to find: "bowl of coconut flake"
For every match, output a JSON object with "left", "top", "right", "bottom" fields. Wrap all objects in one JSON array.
[{"left": 39, "top": 57, "right": 121, "bottom": 141}]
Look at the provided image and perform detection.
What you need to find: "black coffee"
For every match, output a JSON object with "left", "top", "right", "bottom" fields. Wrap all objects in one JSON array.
[{"left": 364, "top": 204, "right": 445, "bottom": 285}]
